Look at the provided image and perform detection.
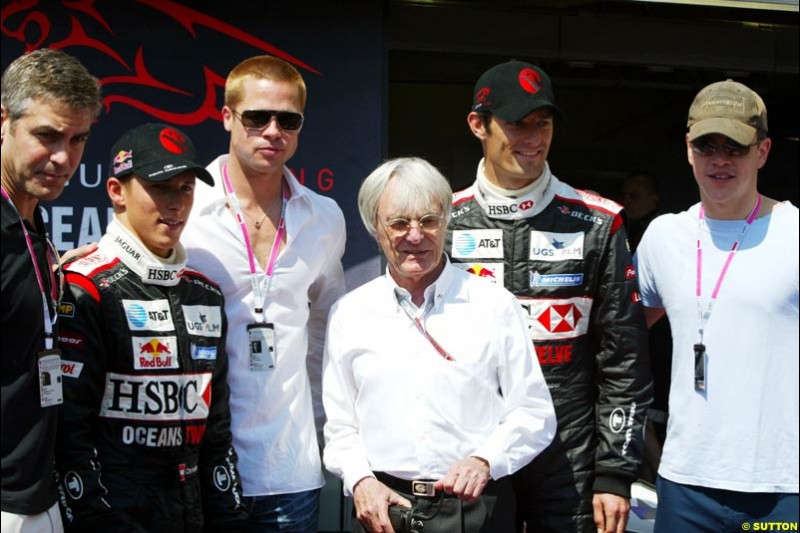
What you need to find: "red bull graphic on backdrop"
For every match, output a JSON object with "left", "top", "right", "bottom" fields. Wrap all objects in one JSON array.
[
  {"left": 1, "top": 0, "right": 321, "bottom": 125},
  {"left": 1, "top": 1, "right": 383, "bottom": 277},
  {"left": 452, "top": 262, "right": 504, "bottom": 285}
]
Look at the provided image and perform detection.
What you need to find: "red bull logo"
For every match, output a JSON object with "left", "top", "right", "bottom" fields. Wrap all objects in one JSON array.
[
  {"left": 140, "top": 339, "right": 171, "bottom": 355},
  {"left": 132, "top": 336, "right": 179, "bottom": 370},
  {"left": 467, "top": 264, "right": 496, "bottom": 279},
  {"left": 113, "top": 150, "right": 133, "bottom": 164}
]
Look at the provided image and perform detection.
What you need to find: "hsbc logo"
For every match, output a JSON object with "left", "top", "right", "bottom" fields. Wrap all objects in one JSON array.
[
  {"left": 518, "top": 296, "right": 592, "bottom": 341},
  {"left": 100, "top": 372, "right": 212, "bottom": 422},
  {"left": 486, "top": 200, "right": 535, "bottom": 218},
  {"left": 537, "top": 303, "right": 584, "bottom": 333}
]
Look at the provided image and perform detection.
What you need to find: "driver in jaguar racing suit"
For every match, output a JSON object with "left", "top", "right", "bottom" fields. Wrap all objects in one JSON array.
[
  {"left": 447, "top": 61, "right": 652, "bottom": 533},
  {"left": 54, "top": 123, "right": 247, "bottom": 532}
]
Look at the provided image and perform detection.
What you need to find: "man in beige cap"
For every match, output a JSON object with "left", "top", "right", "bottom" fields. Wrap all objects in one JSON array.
[{"left": 636, "top": 80, "right": 798, "bottom": 531}]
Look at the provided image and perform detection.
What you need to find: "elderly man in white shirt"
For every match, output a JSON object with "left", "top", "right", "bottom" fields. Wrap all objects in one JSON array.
[{"left": 322, "top": 157, "right": 556, "bottom": 533}]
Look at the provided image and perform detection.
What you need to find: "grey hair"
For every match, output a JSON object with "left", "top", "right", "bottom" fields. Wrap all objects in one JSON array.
[
  {"left": 358, "top": 157, "right": 453, "bottom": 237},
  {"left": 2, "top": 49, "right": 102, "bottom": 120}
]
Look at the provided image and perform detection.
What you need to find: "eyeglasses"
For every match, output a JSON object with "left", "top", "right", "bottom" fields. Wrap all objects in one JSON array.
[
  {"left": 690, "top": 136, "right": 759, "bottom": 158},
  {"left": 380, "top": 213, "right": 443, "bottom": 238},
  {"left": 232, "top": 109, "right": 304, "bottom": 131}
]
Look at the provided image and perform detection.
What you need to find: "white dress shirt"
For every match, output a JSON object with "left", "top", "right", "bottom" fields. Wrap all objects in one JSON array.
[
  {"left": 322, "top": 259, "right": 556, "bottom": 495},
  {"left": 183, "top": 155, "right": 346, "bottom": 496}
]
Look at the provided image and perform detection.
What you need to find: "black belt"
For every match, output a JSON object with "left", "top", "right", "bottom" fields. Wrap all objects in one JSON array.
[{"left": 375, "top": 472, "right": 457, "bottom": 499}]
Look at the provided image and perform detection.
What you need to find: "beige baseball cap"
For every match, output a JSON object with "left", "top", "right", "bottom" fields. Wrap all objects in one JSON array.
[{"left": 687, "top": 80, "right": 768, "bottom": 145}]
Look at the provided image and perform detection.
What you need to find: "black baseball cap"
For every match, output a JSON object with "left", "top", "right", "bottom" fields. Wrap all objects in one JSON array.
[
  {"left": 109, "top": 123, "right": 214, "bottom": 185},
  {"left": 472, "top": 60, "right": 563, "bottom": 122}
]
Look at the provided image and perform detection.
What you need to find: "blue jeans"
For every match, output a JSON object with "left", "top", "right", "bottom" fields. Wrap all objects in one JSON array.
[
  {"left": 655, "top": 475, "right": 799, "bottom": 533},
  {"left": 244, "top": 488, "right": 320, "bottom": 533}
]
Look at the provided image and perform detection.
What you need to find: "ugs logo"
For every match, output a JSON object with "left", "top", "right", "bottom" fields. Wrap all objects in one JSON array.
[{"left": 488, "top": 200, "right": 534, "bottom": 216}]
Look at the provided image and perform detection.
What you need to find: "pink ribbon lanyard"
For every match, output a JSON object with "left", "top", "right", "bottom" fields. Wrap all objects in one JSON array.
[
  {"left": 221, "top": 164, "right": 287, "bottom": 321},
  {"left": 696, "top": 195, "right": 762, "bottom": 343},
  {"left": 396, "top": 296, "right": 455, "bottom": 362},
  {"left": 1, "top": 186, "right": 59, "bottom": 349}
]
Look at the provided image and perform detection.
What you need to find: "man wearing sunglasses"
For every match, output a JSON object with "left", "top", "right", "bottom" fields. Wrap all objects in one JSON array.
[
  {"left": 182, "top": 55, "right": 346, "bottom": 532},
  {"left": 636, "top": 80, "right": 798, "bottom": 531},
  {"left": 447, "top": 60, "right": 652, "bottom": 533},
  {"left": 1, "top": 49, "right": 102, "bottom": 533}
]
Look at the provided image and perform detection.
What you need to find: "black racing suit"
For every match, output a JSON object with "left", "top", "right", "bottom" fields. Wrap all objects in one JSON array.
[
  {"left": 54, "top": 221, "right": 247, "bottom": 532},
  {"left": 446, "top": 164, "right": 651, "bottom": 532}
]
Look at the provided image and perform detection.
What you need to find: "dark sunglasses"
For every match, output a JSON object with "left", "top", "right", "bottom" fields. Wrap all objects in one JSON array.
[
  {"left": 690, "top": 136, "right": 759, "bottom": 158},
  {"left": 233, "top": 109, "right": 304, "bottom": 131}
]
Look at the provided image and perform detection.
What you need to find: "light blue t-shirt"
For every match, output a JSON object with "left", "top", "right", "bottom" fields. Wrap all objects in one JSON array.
[{"left": 636, "top": 201, "right": 799, "bottom": 493}]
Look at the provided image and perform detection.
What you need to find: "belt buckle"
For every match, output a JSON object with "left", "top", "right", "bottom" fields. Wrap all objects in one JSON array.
[{"left": 411, "top": 480, "right": 435, "bottom": 497}]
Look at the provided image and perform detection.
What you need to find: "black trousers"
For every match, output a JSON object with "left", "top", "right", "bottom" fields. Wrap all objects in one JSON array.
[{"left": 353, "top": 474, "right": 516, "bottom": 533}]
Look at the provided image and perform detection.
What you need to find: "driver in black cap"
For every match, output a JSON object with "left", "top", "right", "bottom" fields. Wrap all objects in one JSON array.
[
  {"left": 54, "top": 123, "right": 248, "bottom": 532},
  {"left": 446, "top": 61, "right": 652, "bottom": 533}
]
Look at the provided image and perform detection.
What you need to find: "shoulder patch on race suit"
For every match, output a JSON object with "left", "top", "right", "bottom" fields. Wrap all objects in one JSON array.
[
  {"left": 451, "top": 229, "right": 503, "bottom": 259},
  {"left": 65, "top": 251, "right": 117, "bottom": 277},
  {"left": 517, "top": 296, "right": 592, "bottom": 341},
  {"left": 529, "top": 231, "right": 584, "bottom": 262},
  {"left": 452, "top": 262, "right": 504, "bottom": 284},
  {"left": 182, "top": 305, "right": 222, "bottom": 337},
  {"left": 452, "top": 187, "right": 475, "bottom": 206},
  {"left": 122, "top": 299, "right": 175, "bottom": 332},
  {"left": 100, "top": 372, "right": 212, "bottom": 422}
]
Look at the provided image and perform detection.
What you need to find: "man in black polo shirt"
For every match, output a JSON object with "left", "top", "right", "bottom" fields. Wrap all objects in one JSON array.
[{"left": 1, "top": 49, "right": 101, "bottom": 532}]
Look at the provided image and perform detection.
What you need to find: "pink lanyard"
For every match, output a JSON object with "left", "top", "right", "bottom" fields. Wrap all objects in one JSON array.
[
  {"left": 221, "top": 164, "right": 287, "bottom": 322},
  {"left": 1, "top": 186, "right": 59, "bottom": 350},
  {"left": 696, "top": 195, "right": 762, "bottom": 344},
  {"left": 395, "top": 294, "right": 455, "bottom": 362}
]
